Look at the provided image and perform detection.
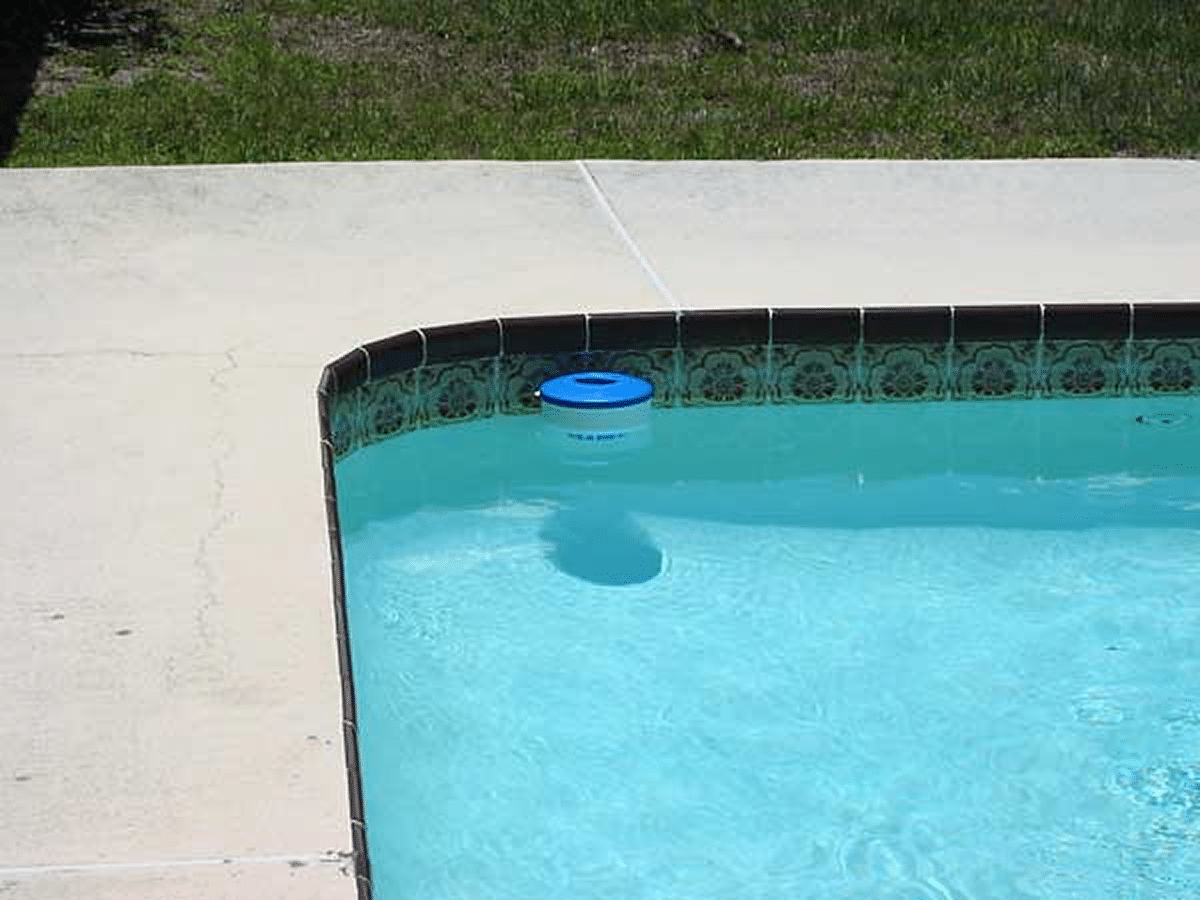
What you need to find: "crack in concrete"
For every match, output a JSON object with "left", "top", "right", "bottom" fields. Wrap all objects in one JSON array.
[
  {"left": 0, "top": 850, "right": 354, "bottom": 878},
  {"left": 193, "top": 349, "right": 239, "bottom": 652},
  {"left": 576, "top": 160, "right": 681, "bottom": 311},
  {"left": 3, "top": 349, "right": 227, "bottom": 360}
]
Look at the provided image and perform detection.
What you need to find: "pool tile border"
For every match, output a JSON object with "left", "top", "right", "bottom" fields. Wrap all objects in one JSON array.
[
  {"left": 952, "top": 304, "right": 1041, "bottom": 342},
  {"left": 316, "top": 300, "right": 1200, "bottom": 900},
  {"left": 863, "top": 306, "right": 952, "bottom": 344},
  {"left": 324, "top": 303, "right": 1200, "bottom": 461}
]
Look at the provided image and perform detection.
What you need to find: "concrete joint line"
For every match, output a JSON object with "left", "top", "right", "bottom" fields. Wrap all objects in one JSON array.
[
  {"left": 576, "top": 160, "right": 681, "bottom": 311},
  {"left": 0, "top": 851, "right": 351, "bottom": 878}
]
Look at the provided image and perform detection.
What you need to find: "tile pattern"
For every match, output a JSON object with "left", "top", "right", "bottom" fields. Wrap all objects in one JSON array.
[
  {"left": 325, "top": 305, "right": 1200, "bottom": 458},
  {"left": 329, "top": 390, "right": 366, "bottom": 459},
  {"left": 1043, "top": 340, "right": 1128, "bottom": 398},
  {"left": 861, "top": 343, "right": 948, "bottom": 402},
  {"left": 1131, "top": 339, "right": 1200, "bottom": 395},
  {"left": 499, "top": 351, "right": 592, "bottom": 415},
  {"left": 418, "top": 359, "right": 497, "bottom": 427},
  {"left": 361, "top": 370, "right": 419, "bottom": 446},
  {"left": 771, "top": 344, "right": 858, "bottom": 403},
  {"left": 587, "top": 348, "right": 679, "bottom": 406},
  {"left": 681, "top": 345, "right": 769, "bottom": 405},
  {"left": 953, "top": 341, "right": 1039, "bottom": 400}
]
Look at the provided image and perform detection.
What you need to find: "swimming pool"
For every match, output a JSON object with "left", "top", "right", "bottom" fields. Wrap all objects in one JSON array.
[{"left": 320, "top": 304, "right": 1200, "bottom": 899}]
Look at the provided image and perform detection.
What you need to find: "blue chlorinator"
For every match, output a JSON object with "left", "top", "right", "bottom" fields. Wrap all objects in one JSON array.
[{"left": 537, "top": 371, "right": 653, "bottom": 456}]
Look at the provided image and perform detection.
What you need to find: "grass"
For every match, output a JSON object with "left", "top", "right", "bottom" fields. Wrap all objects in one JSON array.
[{"left": 9, "top": 0, "right": 1200, "bottom": 165}]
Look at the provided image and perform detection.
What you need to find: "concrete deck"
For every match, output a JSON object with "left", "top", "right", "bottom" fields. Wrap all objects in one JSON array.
[{"left": 2, "top": 159, "right": 1198, "bottom": 898}]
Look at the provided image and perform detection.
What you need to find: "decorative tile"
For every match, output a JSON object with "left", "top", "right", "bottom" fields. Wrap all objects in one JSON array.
[
  {"left": 861, "top": 343, "right": 948, "bottom": 402},
  {"left": 680, "top": 345, "right": 769, "bottom": 405},
  {"left": 499, "top": 351, "right": 591, "bottom": 414},
  {"left": 587, "top": 348, "right": 679, "bottom": 406},
  {"left": 1131, "top": 339, "right": 1200, "bottom": 395},
  {"left": 952, "top": 341, "right": 1038, "bottom": 400},
  {"left": 418, "top": 358, "right": 497, "bottom": 426},
  {"left": 1042, "top": 340, "right": 1128, "bottom": 398},
  {"left": 329, "top": 388, "right": 368, "bottom": 459},
  {"left": 361, "top": 370, "right": 420, "bottom": 444},
  {"left": 771, "top": 344, "right": 857, "bottom": 403}
]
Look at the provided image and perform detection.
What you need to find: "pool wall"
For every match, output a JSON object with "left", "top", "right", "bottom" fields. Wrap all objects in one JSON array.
[
  {"left": 323, "top": 303, "right": 1200, "bottom": 462},
  {"left": 317, "top": 300, "right": 1200, "bottom": 900}
]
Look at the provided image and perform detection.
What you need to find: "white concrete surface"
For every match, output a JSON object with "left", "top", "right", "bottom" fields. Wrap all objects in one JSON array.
[
  {"left": 588, "top": 159, "right": 1200, "bottom": 308},
  {"left": 1, "top": 159, "right": 1197, "bottom": 898}
]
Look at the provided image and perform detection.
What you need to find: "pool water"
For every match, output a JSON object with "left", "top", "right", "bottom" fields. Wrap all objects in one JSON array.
[{"left": 337, "top": 400, "right": 1200, "bottom": 900}]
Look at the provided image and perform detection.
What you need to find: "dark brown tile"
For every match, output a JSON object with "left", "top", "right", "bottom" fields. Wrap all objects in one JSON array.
[
  {"left": 1043, "top": 303, "right": 1130, "bottom": 340},
  {"left": 317, "top": 366, "right": 337, "bottom": 397},
  {"left": 342, "top": 723, "right": 362, "bottom": 803},
  {"left": 329, "top": 348, "right": 369, "bottom": 392},
  {"left": 363, "top": 331, "right": 423, "bottom": 380},
  {"left": 350, "top": 822, "right": 371, "bottom": 880},
  {"left": 324, "top": 496, "right": 341, "bottom": 539},
  {"left": 680, "top": 308, "right": 770, "bottom": 347},
  {"left": 863, "top": 307, "right": 951, "bottom": 344},
  {"left": 344, "top": 735, "right": 365, "bottom": 826},
  {"left": 336, "top": 628, "right": 357, "bottom": 715},
  {"left": 588, "top": 311, "right": 678, "bottom": 350},
  {"left": 953, "top": 305, "right": 1041, "bottom": 342},
  {"left": 423, "top": 319, "right": 500, "bottom": 363},
  {"left": 317, "top": 395, "right": 332, "bottom": 444},
  {"left": 1133, "top": 303, "right": 1200, "bottom": 340},
  {"left": 501, "top": 315, "right": 587, "bottom": 355},
  {"left": 330, "top": 558, "right": 348, "bottom": 639},
  {"left": 321, "top": 441, "right": 337, "bottom": 501},
  {"left": 772, "top": 308, "right": 859, "bottom": 345}
]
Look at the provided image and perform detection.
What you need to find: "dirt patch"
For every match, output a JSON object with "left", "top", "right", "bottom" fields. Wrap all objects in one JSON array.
[
  {"left": 559, "top": 36, "right": 711, "bottom": 68},
  {"left": 269, "top": 15, "right": 453, "bottom": 67},
  {"left": 270, "top": 17, "right": 731, "bottom": 77},
  {"left": 32, "top": 57, "right": 93, "bottom": 97},
  {"left": 780, "top": 48, "right": 892, "bottom": 99}
]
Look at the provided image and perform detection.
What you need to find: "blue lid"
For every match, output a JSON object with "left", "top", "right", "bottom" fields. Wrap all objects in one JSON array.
[{"left": 539, "top": 372, "right": 653, "bottom": 409}]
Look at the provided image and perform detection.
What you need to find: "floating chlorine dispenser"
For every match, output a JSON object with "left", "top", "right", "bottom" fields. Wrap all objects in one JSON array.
[{"left": 538, "top": 372, "right": 653, "bottom": 455}]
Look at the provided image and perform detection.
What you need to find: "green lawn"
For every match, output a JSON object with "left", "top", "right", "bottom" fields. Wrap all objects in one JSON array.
[{"left": 10, "top": 0, "right": 1200, "bottom": 165}]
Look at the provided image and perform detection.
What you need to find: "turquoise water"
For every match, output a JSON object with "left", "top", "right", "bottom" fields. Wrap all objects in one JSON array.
[{"left": 337, "top": 400, "right": 1200, "bottom": 900}]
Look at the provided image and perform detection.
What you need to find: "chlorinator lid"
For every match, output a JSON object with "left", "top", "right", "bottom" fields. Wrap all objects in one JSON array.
[{"left": 538, "top": 372, "right": 654, "bottom": 410}]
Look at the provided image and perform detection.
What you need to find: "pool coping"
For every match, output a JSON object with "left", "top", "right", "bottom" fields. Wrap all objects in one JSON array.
[{"left": 320, "top": 299, "right": 1200, "bottom": 899}]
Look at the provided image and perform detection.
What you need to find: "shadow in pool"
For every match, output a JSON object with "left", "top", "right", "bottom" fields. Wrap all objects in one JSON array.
[{"left": 540, "top": 500, "right": 662, "bottom": 586}]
